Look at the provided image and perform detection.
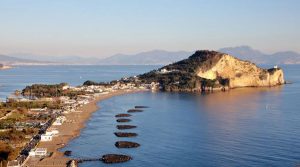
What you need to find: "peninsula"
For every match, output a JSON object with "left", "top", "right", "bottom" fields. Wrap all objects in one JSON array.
[
  {"left": 86, "top": 50, "right": 285, "bottom": 92},
  {"left": 138, "top": 50, "right": 285, "bottom": 91},
  {"left": 0, "top": 50, "right": 286, "bottom": 167}
]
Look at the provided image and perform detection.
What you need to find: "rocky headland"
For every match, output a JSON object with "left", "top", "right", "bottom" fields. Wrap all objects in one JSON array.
[{"left": 138, "top": 50, "right": 285, "bottom": 92}]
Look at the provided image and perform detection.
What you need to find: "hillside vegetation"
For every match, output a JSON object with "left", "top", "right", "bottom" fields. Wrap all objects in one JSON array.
[{"left": 139, "top": 50, "right": 285, "bottom": 92}]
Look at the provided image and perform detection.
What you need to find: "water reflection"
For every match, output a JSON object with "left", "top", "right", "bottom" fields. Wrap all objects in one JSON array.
[{"left": 197, "top": 86, "right": 283, "bottom": 113}]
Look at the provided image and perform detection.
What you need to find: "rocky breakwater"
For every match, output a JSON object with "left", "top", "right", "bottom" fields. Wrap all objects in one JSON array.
[
  {"left": 127, "top": 109, "right": 144, "bottom": 113},
  {"left": 138, "top": 50, "right": 285, "bottom": 92},
  {"left": 114, "top": 132, "right": 138, "bottom": 137},
  {"left": 102, "top": 154, "right": 132, "bottom": 163},
  {"left": 115, "top": 141, "right": 140, "bottom": 148},
  {"left": 115, "top": 113, "right": 132, "bottom": 117},
  {"left": 116, "top": 118, "right": 131, "bottom": 122},
  {"left": 116, "top": 125, "right": 137, "bottom": 130}
]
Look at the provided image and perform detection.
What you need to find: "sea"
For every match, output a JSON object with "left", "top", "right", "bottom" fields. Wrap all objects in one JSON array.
[{"left": 1, "top": 65, "right": 300, "bottom": 167}]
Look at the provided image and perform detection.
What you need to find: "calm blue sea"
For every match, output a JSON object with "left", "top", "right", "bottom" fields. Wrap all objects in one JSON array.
[{"left": 1, "top": 65, "right": 300, "bottom": 166}]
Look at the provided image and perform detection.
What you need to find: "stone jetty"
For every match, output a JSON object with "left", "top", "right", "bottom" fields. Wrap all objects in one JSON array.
[
  {"left": 116, "top": 118, "right": 131, "bottom": 122},
  {"left": 102, "top": 154, "right": 132, "bottom": 163},
  {"left": 115, "top": 141, "right": 140, "bottom": 148},
  {"left": 114, "top": 132, "right": 138, "bottom": 137},
  {"left": 127, "top": 109, "right": 143, "bottom": 113},
  {"left": 135, "top": 106, "right": 149, "bottom": 108},
  {"left": 116, "top": 125, "right": 137, "bottom": 130},
  {"left": 115, "top": 113, "right": 132, "bottom": 117}
]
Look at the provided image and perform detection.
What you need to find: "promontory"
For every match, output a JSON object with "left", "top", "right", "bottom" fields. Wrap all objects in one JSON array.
[
  {"left": 138, "top": 50, "right": 285, "bottom": 91},
  {"left": 84, "top": 50, "right": 285, "bottom": 92}
]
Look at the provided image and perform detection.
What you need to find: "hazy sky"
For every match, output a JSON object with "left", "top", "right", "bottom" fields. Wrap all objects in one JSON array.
[{"left": 0, "top": 0, "right": 299, "bottom": 57}]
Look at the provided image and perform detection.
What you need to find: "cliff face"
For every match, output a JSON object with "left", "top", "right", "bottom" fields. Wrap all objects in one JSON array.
[
  {"left": 196, "top": 53, "right": 285, "bottom": 88},
  {"left": 139, "top": 50, "right": 285, "bottom": 91}
]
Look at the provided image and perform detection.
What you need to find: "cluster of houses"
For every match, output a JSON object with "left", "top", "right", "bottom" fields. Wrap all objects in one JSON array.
[
  {"left": 7, "top": 88, "right": 103, "bottom": 166},
  {"left": 5, "top": 82, "right": 158, "bottom": 166}
]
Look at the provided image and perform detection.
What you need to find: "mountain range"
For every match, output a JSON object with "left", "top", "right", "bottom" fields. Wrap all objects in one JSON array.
[
  {"left": 1, "top": 46, "right": 300, "bottom": 65},
  {"left": 97, "top": 50, "right": 192, "bottom": 65},
  {"left": 218, "top": 46, "right": 300, "bottom": 64},
  {"left": 0, "top": 54, "right": 54, "bottom": 65}
]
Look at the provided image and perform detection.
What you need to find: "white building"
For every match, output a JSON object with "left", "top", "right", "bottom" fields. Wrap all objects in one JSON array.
[
  {"left": 64, "top": 99, "right": 76, "bottom": 105},
  {"left": 46, "top": 129, "right": 59, "bottom": 136},
  {"left": 160, "top": 68, "right": 169, "bottom": 73},
  {"left": 62, "top": 85, "right": 70, "bottom": 90},
  {"left": 41, "top": 133, "right": 53, "bottom": 141},
  {"left": 29, "top": 148, "right": 47, "bottom": 157},
  {"left": 52, "top": 116, "right": 66, "bottom": 126}
]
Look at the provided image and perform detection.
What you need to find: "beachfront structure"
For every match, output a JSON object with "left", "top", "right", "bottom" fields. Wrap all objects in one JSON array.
[
  {"left": 41, "top": 133, "right": 53, "bottom": 141},
  {"left": 29, "top": 148, "right": 47, "bottom": 157},
  {"left": 46, "top": 129, "right": 59, "bottom": 136},
  {"left": 64, "top": 99, "right": 76, "bottom": 105},
  {"left": 82, "top": 85, "right": 105, "bottom": 93},
  {"left": 7, "top": 160, "right": 21, "bottom": 167},
  {"left": 52, "top": 116, "right": 66, "bottom": 126},
  {"left": 40, "top": 130, "right": 59, "bottom": 141},
  {"left": 77, "top": 99, "right": 90, "bottom": 105}
]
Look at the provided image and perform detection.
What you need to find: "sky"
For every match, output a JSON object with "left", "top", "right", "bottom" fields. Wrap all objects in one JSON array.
[{"left": 0, "top": 0, "right": 299, "bottom": 57}]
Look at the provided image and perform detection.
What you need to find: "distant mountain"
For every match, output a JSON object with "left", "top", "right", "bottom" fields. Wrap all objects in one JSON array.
[
  {"left": 269, "top": 51, "right": 300, "bottom": 64},
  {"left": 97, "top": 50, "right": 192, "bottom": 65},
  {"left": 10, "top": 54, "right": 100, "bottom": 65},
  {"left": 218, "top": 46, "right": 300, "bottom": 64},
  {"left": 99, "top": 47, "right": 300, "bottom": 65},
  {"left": 0, "top": 54, "right": 54, "bottom": 65},
  {"left": 3, "top": 46, "right": 300, "bottom": 65},
  {"left": 6, "top": 50, "right": 192, "bottom": 65}
]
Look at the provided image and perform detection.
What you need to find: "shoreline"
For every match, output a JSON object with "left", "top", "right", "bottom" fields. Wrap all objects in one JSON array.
[
  {"left": 24, "top": 89, "right": 146, "bottom": 167},
  {"left": 0, "top": 65, "right": 12, "bottom": 70}
]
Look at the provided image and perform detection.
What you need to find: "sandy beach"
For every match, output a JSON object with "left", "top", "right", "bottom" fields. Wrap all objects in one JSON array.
[{"left": 24, "top": 89, "right": 145, "bottom": 167}]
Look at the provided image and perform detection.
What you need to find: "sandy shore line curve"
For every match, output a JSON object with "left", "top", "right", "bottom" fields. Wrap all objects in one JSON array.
[{"left": 24, "top": 89, "right": 146, "bottom": 167}]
